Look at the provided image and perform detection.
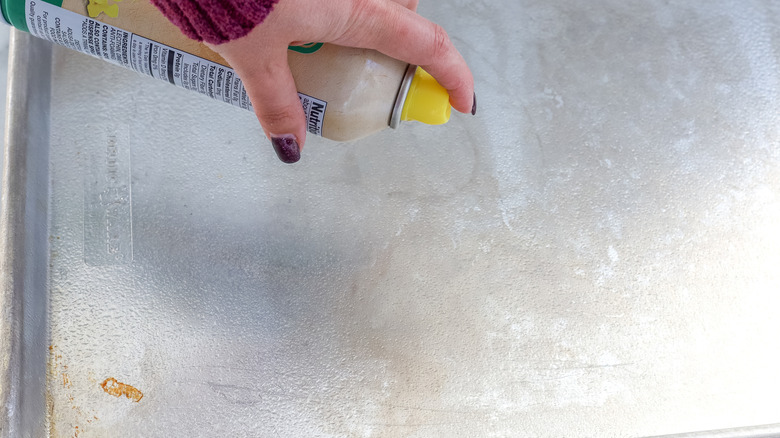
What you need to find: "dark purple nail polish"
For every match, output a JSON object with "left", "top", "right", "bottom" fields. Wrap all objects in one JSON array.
[
  {"left": 471, "top": 92, "right": 477, "bottom": 116},
  {"left": 271, "top": 134, "right": 300, "bottom": 164}
]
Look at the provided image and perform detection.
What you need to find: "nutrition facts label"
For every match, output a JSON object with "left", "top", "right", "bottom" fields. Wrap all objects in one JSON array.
[
  {"left": 298, "top": 93, "right": 327, "bottom": 137},
  {"left": 26, "top": 0, "right": 253, "bottom": 110},
  {"left": 25, "top": 0, "right": 329, "bottom": 135}
]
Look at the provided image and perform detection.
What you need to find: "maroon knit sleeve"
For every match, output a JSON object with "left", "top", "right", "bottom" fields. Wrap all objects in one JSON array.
[{"left": 151, "top": 0, "right": 280, "bottom": 45}]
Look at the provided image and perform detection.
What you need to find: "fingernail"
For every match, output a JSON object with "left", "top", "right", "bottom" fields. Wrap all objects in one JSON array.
[
  {"left": 271, "top": 134, "right": 300, "bottom": 164},
  {"left": 471, "top": 92, "right": 478, "bottom": 116}
]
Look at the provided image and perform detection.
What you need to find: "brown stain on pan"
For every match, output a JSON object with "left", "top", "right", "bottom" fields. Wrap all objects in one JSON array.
[
  {"left": 100, "top": 377, "right": 144, "bottom": 402},
  {"left": 50, "top": 345, "right": 72, "bottom": 389},
  {"left": 48, "top": 345, "right": 100, "bottom": 438}
]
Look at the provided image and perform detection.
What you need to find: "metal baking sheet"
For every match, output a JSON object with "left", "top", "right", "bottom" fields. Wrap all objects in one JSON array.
[{"left": 3, "top": 0, "right": 780, "bottom": 436}]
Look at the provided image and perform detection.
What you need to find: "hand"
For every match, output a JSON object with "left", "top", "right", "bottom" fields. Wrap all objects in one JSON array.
[{"left": 205, "top": 0, "right": 476, "bottom": 163}]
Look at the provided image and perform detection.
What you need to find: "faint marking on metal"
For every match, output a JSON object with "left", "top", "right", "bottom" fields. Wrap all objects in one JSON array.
[
  {"left": 83, "top": 123, "right": 133, "bottom": 265},
  {"left": 100, "top": 377, "right": 144, "bottom": 402},
  {"left": 207, "top": 382, "right": 262, "bottom": 406}
]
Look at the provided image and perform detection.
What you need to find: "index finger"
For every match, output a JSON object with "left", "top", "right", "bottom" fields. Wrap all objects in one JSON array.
[{"left": 336, "top": 0, "right": 474, "bottom": 113}]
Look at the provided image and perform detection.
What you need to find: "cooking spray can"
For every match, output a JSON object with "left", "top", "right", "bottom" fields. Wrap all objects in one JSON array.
[{"left": 0, "top": 0, "right": 452, "bottom": 140}]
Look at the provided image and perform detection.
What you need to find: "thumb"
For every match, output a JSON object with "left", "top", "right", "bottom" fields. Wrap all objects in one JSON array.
[{"left": 226, "top": 47, "right": 308, "bottom": 164}]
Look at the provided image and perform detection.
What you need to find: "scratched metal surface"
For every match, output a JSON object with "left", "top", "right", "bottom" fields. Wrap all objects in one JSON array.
[{"left": 3, "top": 0, "right": 780, "bottom": 437}]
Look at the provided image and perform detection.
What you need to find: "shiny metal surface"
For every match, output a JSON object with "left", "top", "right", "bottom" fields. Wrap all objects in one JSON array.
[
  {"left": 0, "top": 30, "right": 51, "bottom": 437},
  {"left": 390, "top": 64, "right": 418, "bottom": 130},
  {"left": 3, "top": 0, "right": 780, "bottom": 437},
  {"left": 0, "top": 26, "right": 11, "bottom": 187}
]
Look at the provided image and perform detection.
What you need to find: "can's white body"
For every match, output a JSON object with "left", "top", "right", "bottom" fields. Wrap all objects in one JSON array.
[{"left": 15, "top": 0, "right": 409, "bottom": 141}]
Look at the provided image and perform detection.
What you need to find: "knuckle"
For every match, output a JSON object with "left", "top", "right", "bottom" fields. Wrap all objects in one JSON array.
[
  {"left": 430, "top": 24, "right": 451, "bottom": 61},
  {"left": 347, "top": 0, "right": 383, "bottom": 38},
  {"left": 352, "top": 0, "right": 378, "bottom": 16},
  {"left": 257, "top": 105, "right": 299, "bottom": 130},
  {"left": 349, "top": 0, "right": 376, "bottom": 26}
]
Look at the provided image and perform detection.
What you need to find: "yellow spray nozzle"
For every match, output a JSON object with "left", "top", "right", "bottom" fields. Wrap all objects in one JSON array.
[{"left": 400, "top": 67, "right": 452, "bottom": 125}]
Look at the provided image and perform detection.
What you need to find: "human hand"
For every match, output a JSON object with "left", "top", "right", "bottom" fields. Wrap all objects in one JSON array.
[{"left": 206, "top": 0, "right": 476, "bottom": 163}]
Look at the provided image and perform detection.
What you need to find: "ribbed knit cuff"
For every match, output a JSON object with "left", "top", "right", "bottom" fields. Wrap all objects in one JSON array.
[{"left": 151, "top": 0, "right": 280, "bottom": 45}]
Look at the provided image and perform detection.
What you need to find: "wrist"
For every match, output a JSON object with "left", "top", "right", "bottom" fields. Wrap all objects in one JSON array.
[{"left": 151, "top": 0, "right": 280, "bottom": 44}]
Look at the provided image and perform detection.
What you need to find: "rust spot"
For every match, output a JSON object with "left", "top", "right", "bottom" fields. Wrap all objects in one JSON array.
[
  {"left": 49, "top": 344, "right": 100, "bottom": 437},
  {"left": 100, "top": 377, "right": 143, "bottom": 402}
]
